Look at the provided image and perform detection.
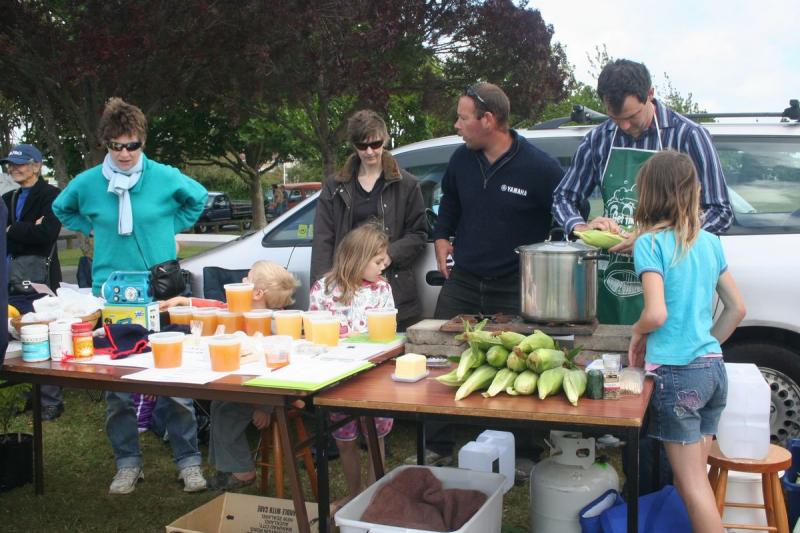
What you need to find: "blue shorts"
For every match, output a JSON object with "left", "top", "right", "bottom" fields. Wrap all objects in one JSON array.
[{"left": 647, "top": 357, "right": 728, "bottom": 444}]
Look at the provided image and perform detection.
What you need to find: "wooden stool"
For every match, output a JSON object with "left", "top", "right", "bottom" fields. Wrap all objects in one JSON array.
[
  {"left": 707, "top": 441, "right": 791, "bottom": 533},
  {"left": 255, "top": 409, "right": 318, "bottom": 499}
]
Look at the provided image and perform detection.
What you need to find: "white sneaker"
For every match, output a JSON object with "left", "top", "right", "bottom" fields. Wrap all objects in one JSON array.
[
  {"left": 109, "top": 467, "right": 143, "bottom": 495},
  {"left": 178, "top": 465, "right": 207, "bottom": 493}
]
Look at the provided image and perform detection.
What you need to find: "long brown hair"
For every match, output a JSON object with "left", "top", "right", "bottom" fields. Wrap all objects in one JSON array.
[
  {"left": 634, "top": 150, "right": 701, "bottom": 262},
  {"left": 324, "top": 222, "right": 389, "bottom": 305}
]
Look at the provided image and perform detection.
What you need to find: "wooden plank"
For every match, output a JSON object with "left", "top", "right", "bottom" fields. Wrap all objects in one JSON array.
[
  {"left": 438, "top": 314, "right": 598, "bottom": 336},
  {"left": 315, "top": 363, "right": 651, "bottom": 427}
]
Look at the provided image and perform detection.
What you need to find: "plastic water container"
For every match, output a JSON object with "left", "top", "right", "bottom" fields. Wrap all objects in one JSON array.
[
  {"left": 717, "top": 363, "right": 771, "bottom": 460},
  {"left": 458, "top": 441, "right": 500, "bottom": 477},
  {"left": 335, "top": 465, "right": 504, "bottom": 533},
  {"left": 476, "top": 430, "right": 515, "bottom": 493}
]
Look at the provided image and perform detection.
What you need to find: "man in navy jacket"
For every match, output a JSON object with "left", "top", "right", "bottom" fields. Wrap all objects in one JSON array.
[{"left": 432, "top": 83, "right": 564, "bottom": 318}]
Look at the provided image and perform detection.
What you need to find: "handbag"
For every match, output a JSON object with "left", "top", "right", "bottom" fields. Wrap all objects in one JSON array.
[
  {"left": 132, "top": 235, "right": 186, "bottom": 300},
  {"left": 579, "top": 485, "right": 691, "bottom": 533},
  {"left": 7, "top": 190, "right": 55, "bottom": 295}
]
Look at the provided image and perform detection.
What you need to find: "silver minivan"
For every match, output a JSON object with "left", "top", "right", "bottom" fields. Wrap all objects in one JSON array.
[{"left": 182, "top": 114, "right": 800, "bottom": 445}]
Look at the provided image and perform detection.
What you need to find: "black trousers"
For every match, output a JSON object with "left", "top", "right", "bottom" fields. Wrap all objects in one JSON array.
[{"left": 427, "top": 266, "right": 520, "bottom": 457}]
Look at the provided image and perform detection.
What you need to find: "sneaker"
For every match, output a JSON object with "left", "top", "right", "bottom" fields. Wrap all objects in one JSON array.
[
  {"left": 403, "top": 449, "right": 453, "bottom": 467},
  {"left": 109, "top": 467, "right": 144, "bottom": 495},
  {"left": 178, "top": 465, "right": 208, "bottom": 493},
  {"left": 41, "top": 403, "right": 64, "bottom": 421},
  {"left": 207, "top": 470, "right": 256, "bottom": 491}
]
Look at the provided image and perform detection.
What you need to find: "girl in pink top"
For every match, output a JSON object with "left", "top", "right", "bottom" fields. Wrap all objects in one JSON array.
[{"left": 309, "top": 222, "right": 395, "bottom": 506}]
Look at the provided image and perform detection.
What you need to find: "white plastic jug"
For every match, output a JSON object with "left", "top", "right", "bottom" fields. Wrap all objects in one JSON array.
[
  {"left": 458, "top": 441, "right": 500, "bottom": 479},
  {"left": 477, "top": 430, "right": 515, "bottom": 493},
  {"left": 717, "top": 363, "right": 771, "bottom": 460}
]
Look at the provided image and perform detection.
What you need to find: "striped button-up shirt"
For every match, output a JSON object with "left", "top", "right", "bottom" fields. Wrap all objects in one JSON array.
[{"left": 552, "top": 99, "right": 732, "bottom": 235}]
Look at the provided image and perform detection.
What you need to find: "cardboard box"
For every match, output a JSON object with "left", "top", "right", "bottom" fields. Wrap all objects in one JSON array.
[
  {"left": 102, "top": 302, "right": 160, "bottom": 332},
  {"left": 166, "top": 492, "right": 319, "bottom": 533}
]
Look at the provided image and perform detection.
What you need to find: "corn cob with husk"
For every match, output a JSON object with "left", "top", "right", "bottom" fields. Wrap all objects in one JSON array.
[
  {"left": 454, "top": 365, "right": 497, "bottom": 401},
  {"left": 482, "top": 368, "right": 519, "bottom": 397}
]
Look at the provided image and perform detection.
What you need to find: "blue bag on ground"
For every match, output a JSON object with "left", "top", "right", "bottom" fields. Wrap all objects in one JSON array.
[{"left": 579, "top": 485, "right": 691, "bottom": 533}]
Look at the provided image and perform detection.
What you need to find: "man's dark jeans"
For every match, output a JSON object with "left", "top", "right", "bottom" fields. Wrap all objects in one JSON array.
[
  {"left": 434, "top": 266, "right": 520, "bottom": 318},
  {"left": 427, "top": 266, "right": 520, "bottom": 458}
]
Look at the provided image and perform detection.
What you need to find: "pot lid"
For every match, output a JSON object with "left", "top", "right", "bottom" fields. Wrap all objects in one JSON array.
[{"left": 517, "top": 239, "right": 597, "bottom": 254}]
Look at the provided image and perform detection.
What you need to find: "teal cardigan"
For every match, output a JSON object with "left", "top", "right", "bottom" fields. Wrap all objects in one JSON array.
[{"left": 53, "top": 155, "right": 208, "bottom": 295}]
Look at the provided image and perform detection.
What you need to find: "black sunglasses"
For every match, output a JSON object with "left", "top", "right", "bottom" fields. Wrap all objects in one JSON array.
[
  {"left": 354, "top": 140, "right": 384, "bottom": 151},
  {"left": 107, "top": 141, "right": 143, "bottom": 152},
  {"left": 465, "top": 85, "right": 488, "bottom": 108}
]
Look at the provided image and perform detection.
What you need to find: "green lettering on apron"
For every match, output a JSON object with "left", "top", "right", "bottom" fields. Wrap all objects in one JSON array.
[{"left": 597, "top": 116, "right": 662, "bottom": 325}]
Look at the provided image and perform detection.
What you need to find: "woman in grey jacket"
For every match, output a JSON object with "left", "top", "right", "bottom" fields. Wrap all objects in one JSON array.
[{"left": 311, "top": 109, "right": 427, "bottom": 330}]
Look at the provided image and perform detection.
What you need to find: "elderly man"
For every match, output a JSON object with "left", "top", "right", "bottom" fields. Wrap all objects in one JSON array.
[
  {"left": 2, "top": 144, "right": 64, "bottom": 421},
  {"left": 552, "top": 59, "right": 732, "bottom": 325}
]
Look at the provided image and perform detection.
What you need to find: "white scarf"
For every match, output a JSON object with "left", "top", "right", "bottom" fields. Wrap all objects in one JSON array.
[{"left": 102, "top": 153, "right": 143, "bottom": 235}]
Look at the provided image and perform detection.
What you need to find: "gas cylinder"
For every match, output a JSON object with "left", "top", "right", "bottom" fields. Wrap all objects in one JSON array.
[{"left": 530, "top": 431, "right": 619, "bottom": 533}]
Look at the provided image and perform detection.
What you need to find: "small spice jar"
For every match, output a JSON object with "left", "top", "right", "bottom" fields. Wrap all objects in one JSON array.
[{"left": 71, "top": 321, "right": 95, "bottom": 358}]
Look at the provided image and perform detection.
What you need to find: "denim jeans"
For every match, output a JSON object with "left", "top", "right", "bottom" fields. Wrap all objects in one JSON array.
[
  {"left": 208, "top": 401, "right": 255, "bottom": 473},
  {"left": 105, "top": 391, "right": 201, "bottom": 471}
]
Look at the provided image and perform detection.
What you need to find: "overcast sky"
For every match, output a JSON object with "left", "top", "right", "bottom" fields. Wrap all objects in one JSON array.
[{"left": 533, "top": 0, "right": 800, "bottom": 113}]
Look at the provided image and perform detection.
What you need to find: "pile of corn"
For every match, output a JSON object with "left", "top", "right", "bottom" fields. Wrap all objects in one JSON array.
[{"left": 436, "top": 320, "right": 588, "bottom": 406}]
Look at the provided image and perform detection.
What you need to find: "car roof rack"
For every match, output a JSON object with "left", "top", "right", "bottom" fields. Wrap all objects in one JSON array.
[{"left": 531, "top": 99, "right": 800, "bottom": 130}]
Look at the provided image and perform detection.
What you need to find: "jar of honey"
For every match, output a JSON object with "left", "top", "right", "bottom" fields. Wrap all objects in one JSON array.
[{"left": 71, "top": 321, "right": 95, "bottom": 358}]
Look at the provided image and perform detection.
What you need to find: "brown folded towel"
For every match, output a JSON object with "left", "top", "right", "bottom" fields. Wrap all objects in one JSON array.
[{"left": 360, "top": 467, "right": 488, "bottom": 531}]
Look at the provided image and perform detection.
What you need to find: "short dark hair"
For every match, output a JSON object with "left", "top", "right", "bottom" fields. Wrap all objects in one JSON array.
[
  {"left": 97, "top": 97, "right": 148, "bottom": 145},
  {"left": 597, "top": 59, "right": 652, "bottom": 114},
  {"left": 347, "top": 109, "right": 388, "bottom": 146},
  {"left": 466, "top": 82, "right": 510, "bottom": 128}
]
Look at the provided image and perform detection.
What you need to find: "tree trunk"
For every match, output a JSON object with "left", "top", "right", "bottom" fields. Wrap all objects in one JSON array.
[{"left": 249, "top": 173, "right": 267, "bottom": 230}]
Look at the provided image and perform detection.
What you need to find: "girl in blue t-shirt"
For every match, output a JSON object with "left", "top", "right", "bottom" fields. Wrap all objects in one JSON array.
[{"left": 629, "top": 150, "right": 746, "bottom": 533}]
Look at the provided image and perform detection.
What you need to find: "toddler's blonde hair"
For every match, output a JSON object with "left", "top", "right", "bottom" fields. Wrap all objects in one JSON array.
[{"left": 250, "top": 260, "right": 300, "bottom": 309}]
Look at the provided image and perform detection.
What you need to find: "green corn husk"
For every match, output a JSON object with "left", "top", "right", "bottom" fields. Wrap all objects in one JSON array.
[
  {"left": 527, "top": 348, "right": 567, "bottom": 374},
  {"left": 538, "top": 367, "right": 567, "bottom": 399},
  {"left": 455, "top": 349, "right": 475, "bottom": 381},
  {"left": 574, "top": 229, "right": 625, "bottom": 250},
  {"left": 463, "top": 330, "right": 504, "bottom": 351},
  {"left": 506, "top": 370, "right": 538, "bottom": 396},
  {"left": 563, "top": 368, "right": 588, "bottom": 406},
  {"left": 454, "top": 365, "right": 497, "bottom": 401},
  {"left": 517, "top": 330, "right": 555, "bottom": 354},
  {"left": 436, "top": 367, "right": 471, "bottom": 387},
  {"left": 486, "top": 345, "right": 510, "bottom": 368},
  {"left": 482, "top": 368, "right": 519, "bottom": 397},
  {"left": 498, "top": 331, "right": 526, "bottom": 350},
  {"left": 507, "top": 348, "right": 529, "bottom": 372}
]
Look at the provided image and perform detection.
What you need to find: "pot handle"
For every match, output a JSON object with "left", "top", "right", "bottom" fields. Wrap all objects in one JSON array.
[
  {"left": 545, "top": 227, "right": 567, "bottom": 243},
  {"left": 580, "top": 250, "right": 608, "bottom": 262}
]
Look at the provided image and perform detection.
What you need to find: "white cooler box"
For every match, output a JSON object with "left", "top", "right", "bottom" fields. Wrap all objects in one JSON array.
[{"left": 334, "top": 465, "right": 505, "bottom": 533}]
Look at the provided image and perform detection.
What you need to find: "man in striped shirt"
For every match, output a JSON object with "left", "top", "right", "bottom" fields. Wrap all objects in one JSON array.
[{"left": 552, "top": 59, "right": 732, "bottom": 255}]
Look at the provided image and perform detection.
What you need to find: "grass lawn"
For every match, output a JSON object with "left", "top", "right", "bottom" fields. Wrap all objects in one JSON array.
[{"left": 0, "top": 388, "right": 586, "bottom": 532}]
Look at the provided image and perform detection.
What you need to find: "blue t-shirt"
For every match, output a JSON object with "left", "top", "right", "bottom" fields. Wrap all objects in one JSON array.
[{"left": 633, "top": 229, "right": 727, "bottom": 365}]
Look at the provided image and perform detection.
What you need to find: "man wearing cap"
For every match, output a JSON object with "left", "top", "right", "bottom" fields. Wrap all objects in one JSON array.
[{"left": 2, "top": 143, "right": 65, "bottom": 420}]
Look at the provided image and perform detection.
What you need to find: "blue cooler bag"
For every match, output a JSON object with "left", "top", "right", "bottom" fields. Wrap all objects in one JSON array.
[{"left": 579, "top": 485, "right": 691, "bottom": 533}]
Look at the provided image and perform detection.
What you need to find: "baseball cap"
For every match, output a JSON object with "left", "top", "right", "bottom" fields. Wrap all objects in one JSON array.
[{"left": 1, "top": 144, "right": 43, "bottom": 165}]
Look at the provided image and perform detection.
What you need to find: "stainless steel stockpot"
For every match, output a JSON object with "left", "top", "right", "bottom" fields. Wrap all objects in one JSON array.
[{"left": 516, "top": 237, "right": 599, "bottom": 323}]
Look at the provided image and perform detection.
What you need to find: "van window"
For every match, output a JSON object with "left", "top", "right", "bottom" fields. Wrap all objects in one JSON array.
[
  {"left": 261, "top": 202, "right": 316, "bottom": 247},
  {"left": 717, "top": 138, "right": 800, "bottom": 233}
]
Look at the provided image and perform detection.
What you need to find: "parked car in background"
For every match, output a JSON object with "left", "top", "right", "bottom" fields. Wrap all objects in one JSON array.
[
  {"left": 183, "top": 101, "right": 800, "bottom": 446},
  {"left": 194, "top": 192, "right": 252, "bottom": 232},
  {"left": 265, "top": 182, "right": 322, "bottom": 221}
]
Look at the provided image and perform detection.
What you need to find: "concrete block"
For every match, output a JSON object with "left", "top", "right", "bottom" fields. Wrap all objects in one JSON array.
[
  {"left": 405, "top": 343, "right": 466, "bottom": 357},
  {"left": 406, "top": 319, "right": 463, "bottom": 346}
]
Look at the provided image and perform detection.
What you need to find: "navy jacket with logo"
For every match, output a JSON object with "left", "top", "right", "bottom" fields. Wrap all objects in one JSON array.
[{"left": 432, "top": 130, "right": 564, "bottom": 278}]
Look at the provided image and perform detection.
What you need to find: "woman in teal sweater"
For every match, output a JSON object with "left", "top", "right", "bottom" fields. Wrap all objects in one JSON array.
[
  {"left": 52, "top": 97, "right": 209, "bottom": 496},
  {"left": 53, "top": 101, "right": 207, "bottom": 296}
]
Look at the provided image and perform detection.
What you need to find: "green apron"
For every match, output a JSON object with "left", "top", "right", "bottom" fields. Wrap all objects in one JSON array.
[{"left": 596, "top": 121, "right": 662, "bottom": 324}]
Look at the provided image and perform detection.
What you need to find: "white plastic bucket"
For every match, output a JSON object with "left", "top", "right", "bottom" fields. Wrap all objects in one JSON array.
[{"left": 335, "top": 465, "right": 504, "bottom": 533}]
